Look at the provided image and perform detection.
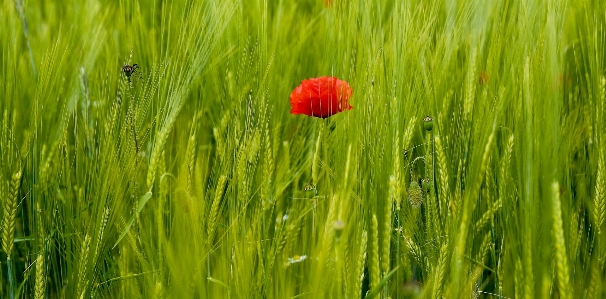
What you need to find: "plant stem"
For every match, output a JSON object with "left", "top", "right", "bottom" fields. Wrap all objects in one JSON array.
[{"left": 7, "top": 257, "right": 15, "bottom": 299}]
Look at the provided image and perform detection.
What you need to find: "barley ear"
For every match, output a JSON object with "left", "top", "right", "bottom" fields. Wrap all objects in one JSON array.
[
  {"left": 587, "top": 255, "right": 605, "bottom": 299},
  {"left": 475, "top": 198, "right": 502, "bottom": 233},
  {"left": 261, "top": 124, "right": 274, "bottom": 210},
  {"left": 434, "top": 135, "right": 449, "bottom": 209},
  {"left": 207, "top": 175, "right": 228, "bottom": 247},
  {"left": 147, "top": 127, "right": 170, "bottom": 189},
  {"left": 382, "top": 177, "right": 394, "bottom": 275},
  {"left": 551, "top": 182, "right": 571, "bottom": 299},
  {"left": 393, "top": 131, "right": 402, "bottom": 211},
  {"left": 352, "top": 230, "right": 368, "bottom": 299},
  {"left": 2, "top": 170, "right": 22, "bottom": 258},
  {"left": 369, "top": 214, "right": 381, "bottom": 290},
  {"left": 432, "top": 242, "right": 449, "bottom": 299},
  {"left": 464, "top": 48, "right": 478, "bottom": 118},
  {"left": 34, "top": 254, "right": 45, "bottom": 299},
  {"left": 236, "top": 138, "right": 250, "bottom": 204},
  {"left": 185, "top": 132, "right": 197, "bottom": 196},
  {"left": 595, "top": 154, "right": 605, "bottom": 233},
  {"left": 76, "top": 234, "right": 91, "bottom": 298},
  {"left": 514, "top": 257, "right": 524, "bottom": 299}
]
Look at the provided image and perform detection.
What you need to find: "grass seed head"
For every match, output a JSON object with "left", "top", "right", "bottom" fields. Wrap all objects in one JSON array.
[{"left": 408, "top": 180, "right": 423, "bottom": 208}]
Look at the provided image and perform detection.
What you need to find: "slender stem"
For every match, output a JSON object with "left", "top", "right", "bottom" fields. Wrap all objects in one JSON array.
[
  {"left": 14, "top": 0, "right": 37, "bottom": 80},
  {"left": 7, "top": 257, "right": 15, "bottom": 299},
  {"left": 395, "top": 215, "right": 400, "bottom": 299}
]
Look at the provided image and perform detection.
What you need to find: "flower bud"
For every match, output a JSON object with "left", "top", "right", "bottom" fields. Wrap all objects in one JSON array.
[
  {"left": 408, "top": 181, "right": 423, "bottom": 208},
  {"left": 423, "top": 116, "right": 434, "bottom": 131}
]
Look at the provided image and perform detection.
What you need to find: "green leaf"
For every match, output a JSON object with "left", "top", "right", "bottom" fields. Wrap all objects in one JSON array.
[
  {"left": 112, "top": 191, "right": 152, "bottom": 249},
  {"left": 364, "top": 267, "right": 400, "bottom": 299},
  {"left": 13, "top": 236, "right": 35, "bottom": 243}
]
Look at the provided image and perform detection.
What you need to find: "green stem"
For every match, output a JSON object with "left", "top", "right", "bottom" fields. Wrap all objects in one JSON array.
[
  {"left": 14, "top": 0, "right": 37, "bottom": 80},
  {"left": 7, "top": 257, "right": 15, "bottom": 299}
]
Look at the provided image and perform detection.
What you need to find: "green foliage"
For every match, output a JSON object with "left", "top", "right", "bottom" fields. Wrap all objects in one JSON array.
[{"left": 1, "top": 0, "right": 605, "bottom": 298}]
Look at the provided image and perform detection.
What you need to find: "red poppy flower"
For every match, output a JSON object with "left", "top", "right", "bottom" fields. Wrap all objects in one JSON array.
[
  {"left": 289, "top": 76, "right": 353, "bottom": 118},
  {"left": 478, "top": 71, "right": 490, "bottom": 85}
]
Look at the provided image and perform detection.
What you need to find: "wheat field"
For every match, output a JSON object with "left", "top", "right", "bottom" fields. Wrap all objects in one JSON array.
[{"left": 0, "top": 0, "right": 605, "bottom": 298}]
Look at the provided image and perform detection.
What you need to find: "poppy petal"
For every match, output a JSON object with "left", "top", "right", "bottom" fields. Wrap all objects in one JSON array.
[{"left": 289, "top": 76, "right": 353, "bottom": 118}]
